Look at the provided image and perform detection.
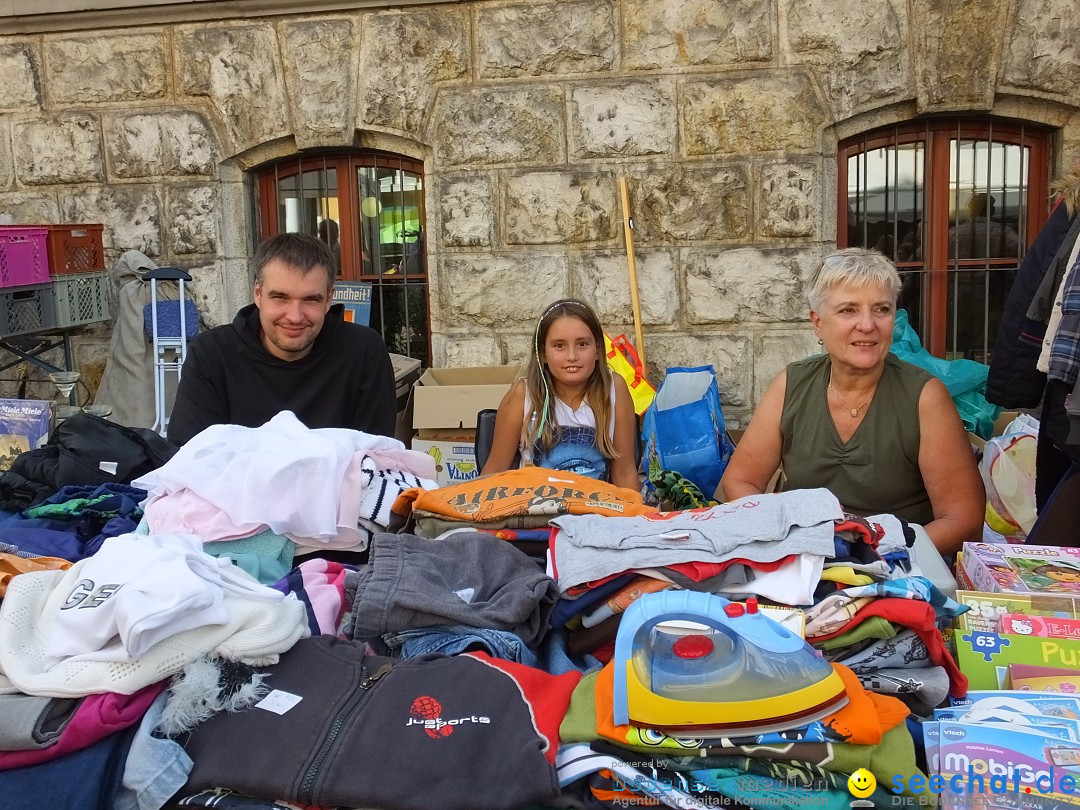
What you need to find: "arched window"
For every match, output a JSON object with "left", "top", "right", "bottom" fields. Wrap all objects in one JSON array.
[
  {"left": 838, "top": 118, "right": 1051, "bottom": 361},
  {"left": 253, "top": 150, "right": 430, "bottom": 365}
]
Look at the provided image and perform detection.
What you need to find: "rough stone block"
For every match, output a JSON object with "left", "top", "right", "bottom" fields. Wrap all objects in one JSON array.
[
  {"left": 61, "top": 185, "right": 162, "bottom": 257},
  {"left": 0, "top": 192, "right": 60, "bottom": 225},
  {"left": 911, "top": 0, "right": 1008, "bottom": 112},
  {"left": 76, "top": 339, "right": 111, "bottom": 398},
  {"left": 759, "top": 162, "right": 819, "bottom": 239},
  {"left": 477, "top": 1, "right": 616, "bottom": 78},
  {"left": 359, "top": 9, "right": 469, "bottom": 135},
  {"left": 13, "top": 117, "right": 103, "bottom": 185},
  {"left": 502, "top": 332, "right": 536, "bottom": 369},
  {"left": 439, "top": 254, "right": 567, "bottom": 327},
  {"left": 0, "top": 43, "right": 41, "bottom": 109},
  {"left": 218, "top": 179, "right": 254, "bottom": 260},
  {"left": 438, "top": 174, "right": 495, "bottom": 248},
  {"left": 624, "top": 0, "right": 772, "bottom": 69},
  {"left": 219, "top": 258, "right": 255, "bottom": 324},
  {"left": 175, "top": 24, "right": 288, "bottom": 152},
  {"left": 646, "top": 333, "right": 751, "bottom": 408},
  {"left": 786, "top": 1, "right": 909, "bottom": 119},
  {"left": 104, "top": 111, "right": 218, "bottom": 178},
  {"left": 434, "top": 334, "right": 504, "bottom": 368},
  {"left": 684, "top": 247, "right": 816, "bottom": 324},
  {"left": 753, "top": 329, "right": 819, "bottom": 404},
  {"left": 681, "top": 72, "right": 826, "bottom": 157},
  {"left": 434, "top": 86, "right": 564, "bottom": 167},
  {"left": 505, "top": 171, "right": 618, "bottom": 245},
  {"left": 185, "top": 261, "right": 232, "bottom": 327},
  {"left": 1002, "top": 0, "right": 1080, "bottom": 99},
  {"left": 282, "top": 19, "right": 356, "bottom": 148},
  {"left": 569, "top": 81, "right": 676, "bottom": 159},
  {"left": 46, "top": 33, "right": 166, "bottom": 104},
  {"left": 633, "top": 165, "right": 750, "bottom": 242},
  {"left": 167, "top": 185, "right": 218, "bottom": 255},
  {"left": 573, "top": 250, "right": 677, "bottom": 327},
  {"left": 0, "top": 122, "right": 12, "bottom": 190}
]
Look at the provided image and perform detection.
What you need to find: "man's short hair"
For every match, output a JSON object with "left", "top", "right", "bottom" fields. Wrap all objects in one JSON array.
[{"left": 254, "top": 232, "right": 336, "bottom": 289}]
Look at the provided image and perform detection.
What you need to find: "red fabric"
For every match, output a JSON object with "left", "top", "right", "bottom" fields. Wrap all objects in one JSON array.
[
  {"left": 465, "top": 653, "right": 581, "bottom": 764},
  {"left": 663, "top": 555, "right": 794, "bottom": 582},
  {"left": 834, "top": 517, "right": 878, "bottom": 548},
  {"left": 559, "top": 555, "right": 794, "bottom": 595},
  {"left": 809, "top": 597, "right": 968, "bottom": 698}
]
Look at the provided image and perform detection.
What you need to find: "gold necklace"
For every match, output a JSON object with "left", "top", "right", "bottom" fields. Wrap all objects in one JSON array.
[{"left": 828, "top": 382, "right": 875, "bottom": 418}]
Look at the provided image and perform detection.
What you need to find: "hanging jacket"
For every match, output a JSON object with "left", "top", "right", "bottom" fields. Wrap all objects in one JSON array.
[{"left": 986, "top": 201, "right": 1075, "bottom": 408}]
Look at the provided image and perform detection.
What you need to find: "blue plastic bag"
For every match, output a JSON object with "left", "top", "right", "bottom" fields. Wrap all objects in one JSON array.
[
  {"left": 890, "top": 309, "right": 1001, "bottom": 439},
  {"left": 640, "top": 365, "right": 735, "bottom": 498}
]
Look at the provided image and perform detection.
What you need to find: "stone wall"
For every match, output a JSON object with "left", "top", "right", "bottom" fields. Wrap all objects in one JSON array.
[{"left": 1, "top": 0, "right": 1079, "bottom": 424}]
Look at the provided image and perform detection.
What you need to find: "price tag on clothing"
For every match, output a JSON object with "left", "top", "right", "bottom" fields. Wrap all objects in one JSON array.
[{"left": 255, "top": 689, "right": 303, "bottom": 715}]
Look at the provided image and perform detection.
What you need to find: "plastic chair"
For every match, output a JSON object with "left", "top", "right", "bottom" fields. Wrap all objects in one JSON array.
[
  {"left": 142, "top": 267, "right": 198, "bottom": 436},
  {"left": 473, "top": 408, "right": 506, "bottom": 472}
]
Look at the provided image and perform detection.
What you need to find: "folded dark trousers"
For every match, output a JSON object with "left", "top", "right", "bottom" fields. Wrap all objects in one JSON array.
[{"left": 344, "top": 531, "right": 558, "bottom": 647}]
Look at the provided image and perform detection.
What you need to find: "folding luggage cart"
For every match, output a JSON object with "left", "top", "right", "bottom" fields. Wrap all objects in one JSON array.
[{"left": 143, "top": 267, "right": 198, "bottom": 436}]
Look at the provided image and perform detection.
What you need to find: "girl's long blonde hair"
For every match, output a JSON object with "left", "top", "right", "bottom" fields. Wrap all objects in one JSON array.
[{"left": 523, "top": 298, "right": 619, "bottom": 459}]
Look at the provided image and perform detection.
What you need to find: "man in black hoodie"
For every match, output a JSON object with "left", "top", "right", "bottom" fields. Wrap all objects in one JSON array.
[{"left": 167, "top": 233, "right": 396, "bottom": 445}]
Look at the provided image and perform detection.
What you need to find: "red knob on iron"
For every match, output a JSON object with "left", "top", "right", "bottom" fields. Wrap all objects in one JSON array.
[
  {"left": 672, "top": 635, "right": 714, "bottom": 659},
  {"left": 724, "top": 603, "right": 744, "bottom": 618},
  {"left": 746, "top": 597, "right": 759, "bottom": 614}
]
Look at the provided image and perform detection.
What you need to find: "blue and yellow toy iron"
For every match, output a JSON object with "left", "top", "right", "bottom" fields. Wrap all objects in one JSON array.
[{"left": 612, "top": 591, "right": 848, "bottom": 737}]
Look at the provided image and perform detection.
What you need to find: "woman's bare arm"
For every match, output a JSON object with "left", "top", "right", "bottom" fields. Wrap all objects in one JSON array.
[
  {"left": 917, "top": 377, "right": 985, "bottom": 555},
  {"left": 718, "top": 370, "right": 787, "bottom": 501}
]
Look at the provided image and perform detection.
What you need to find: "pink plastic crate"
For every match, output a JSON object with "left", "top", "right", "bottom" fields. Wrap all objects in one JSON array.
[{"left": 0, "top": 227, "right": 50, "bottom": 289}]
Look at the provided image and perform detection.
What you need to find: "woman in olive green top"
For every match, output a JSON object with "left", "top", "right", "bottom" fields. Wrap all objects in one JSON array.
[{"left": 721, "top": 248, "right": 984, "bottom": 555}]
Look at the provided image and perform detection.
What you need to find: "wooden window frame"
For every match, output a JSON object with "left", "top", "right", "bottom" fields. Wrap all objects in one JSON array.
[
  {"left": 838, "top": 118, "right": 1050, "bottom": 357},
  {"left": 253, "top": 149, "right": 431, "bottom": 364}
]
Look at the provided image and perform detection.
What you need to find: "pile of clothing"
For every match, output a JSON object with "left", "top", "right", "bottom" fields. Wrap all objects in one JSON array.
[{"left": 0, "top": 414, "right": 969, "bottom": 809}]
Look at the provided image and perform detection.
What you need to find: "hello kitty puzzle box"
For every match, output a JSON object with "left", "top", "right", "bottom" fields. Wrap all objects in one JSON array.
[
  {"left": 955, "top": 589, "right": 1080, "bottom": 690},
  {"left": 961, "top": 543, "right": 1080, "bottom": 596}
]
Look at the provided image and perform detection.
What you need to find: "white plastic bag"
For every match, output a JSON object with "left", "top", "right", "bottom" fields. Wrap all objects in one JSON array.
[{"left": 979, "top": 414, "right": 1039, "bottom": 540}]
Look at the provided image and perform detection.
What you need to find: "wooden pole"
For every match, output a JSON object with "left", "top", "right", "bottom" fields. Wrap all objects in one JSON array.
[{"left": 618, "top": 176, "right": 646, "bottom": 367}]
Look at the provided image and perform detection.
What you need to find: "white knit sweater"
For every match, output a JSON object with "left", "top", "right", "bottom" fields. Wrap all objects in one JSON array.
[{"left": 0, "top": 567, "right": 308, "bottom": 699}]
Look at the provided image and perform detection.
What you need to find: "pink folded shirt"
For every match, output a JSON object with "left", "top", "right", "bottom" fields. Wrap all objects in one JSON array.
[{"left": 0, "top": 680, "right": 165, "bottom": 770}]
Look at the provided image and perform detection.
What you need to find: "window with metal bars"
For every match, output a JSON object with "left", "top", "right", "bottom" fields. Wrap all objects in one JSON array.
[
  {"left": 253, "top": 150, "right": 430, "bottom": 366},
  {"left": 838, "top": 118, "right": 1051, "bottom": 362}
]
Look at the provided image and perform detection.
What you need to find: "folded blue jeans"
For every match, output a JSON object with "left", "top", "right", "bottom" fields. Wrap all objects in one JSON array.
[{"left": 382, "top": 625, "right": 538, "bottom": 668}]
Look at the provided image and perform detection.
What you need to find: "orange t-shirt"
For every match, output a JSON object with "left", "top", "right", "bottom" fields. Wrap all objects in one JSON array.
[
  {"left": 0, "top": 553, "right": 72, "bottom": 597},
  {"left": 392, "top": 467, "right": 657, "bottom": 525}
]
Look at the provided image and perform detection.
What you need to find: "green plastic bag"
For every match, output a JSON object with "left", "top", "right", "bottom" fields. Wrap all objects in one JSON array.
[{"left": 890, "top": 309, "right": 1002, "bottom": 439}]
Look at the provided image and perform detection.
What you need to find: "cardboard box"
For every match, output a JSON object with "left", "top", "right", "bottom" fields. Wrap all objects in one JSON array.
[
  {"left": 960, "top": 542, "right": 1080, "bottom": 595},
  {"left": 409, "top": 365, "right": 519, "bottom": 487},
  {"left": 412, "top": 431, "right": 480, "bottom": 488},
  {"left": 954, "top": 589, "right": 1080, "bottom": 690},
  {"left": 0, "top": 398, "right": 51, "bottom": 471},
  {"left": 412, "top": 365, "right": 519, "bottom": 431}
]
